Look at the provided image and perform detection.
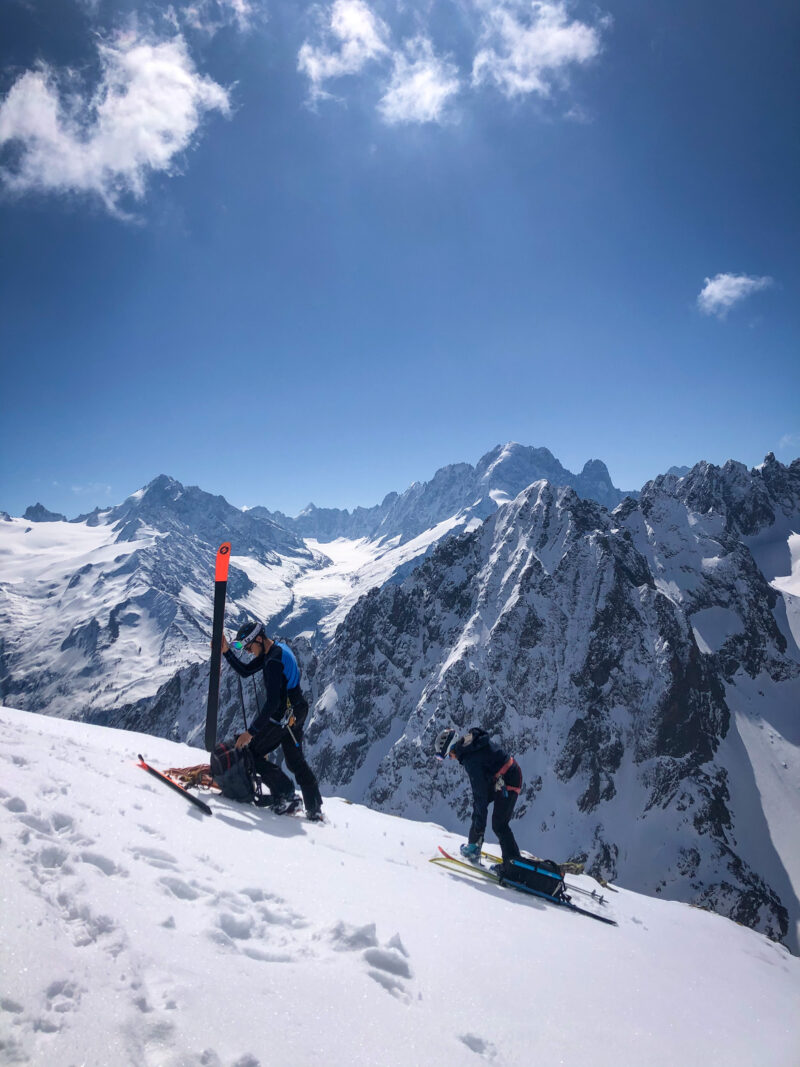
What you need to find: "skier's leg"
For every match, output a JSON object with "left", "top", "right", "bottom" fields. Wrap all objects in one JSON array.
[
  {"left": 252, "top": 753, "right": 294, "bottom": 799},
  {"left": 282, "top": 734, "right": 323, "bottom": 816},
  {"left": 492, "top": 766, "right": 522, "bottom": 866}
]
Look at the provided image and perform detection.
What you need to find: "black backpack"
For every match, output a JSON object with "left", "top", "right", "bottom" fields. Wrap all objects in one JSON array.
[
  {"left": 210, "top": 740, "right": 259, "bottom": 803},
  {"left": 504, "top": 857, "right": 566, "bottom": 899}
]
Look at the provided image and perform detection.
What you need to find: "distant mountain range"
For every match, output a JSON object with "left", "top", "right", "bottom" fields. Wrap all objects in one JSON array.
[{"left": 252, "top": 443, "right": 636, "bottom": 542}]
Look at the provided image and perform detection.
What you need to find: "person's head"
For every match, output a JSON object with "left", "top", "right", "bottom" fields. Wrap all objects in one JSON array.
[
  {"left": 233, "top": 620, "right": 269, "bottom": 656},
  {"left": 433, "top": 728, "right": 459, "bottom": 761}
]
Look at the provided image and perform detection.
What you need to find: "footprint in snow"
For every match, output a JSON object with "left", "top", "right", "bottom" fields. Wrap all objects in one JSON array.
[
  {"left": 176, "top": 1050, "right": 261, "bottom": 1067},
  {"left": 158, "top": 876, "right": 204, "bottom": 901},
  {"left": 79, "top": 851, "right": 125, "bottom": 877},
  {"left": 363, "top": 947, "right": 412, "bottom": 979},
  {"left": 329, "top": 922, "right": 414, "bottom": 1002},
  {"left": 460, "top": 1033, "right": 498, "bottom": 1059},
  {"left": 0, "top": 1035, "right": 28, "bottom": 1063},
  {"left": 136, "top": 823, "right": 164, "bottom": 838},
  {"left": 128, "top": 845, "right": 180, "bottom": 870},
  {"left": 210, "top": 896, "right": 308, "bottom": 961},
  {"left": 364, "top": 941, "right": 413, "bottom": 1001},
  {"left": 18, "top": 812, "right": 54, "bottom": 836},
  {"left": 45, "top": 979, "right": 82, "bottom": 1014},
  {"left": 35, "top": 845, "right": 73, "bottom": 879},
  {"left": 56, "top": 895, "right": 121, "bottom": 952},
  {"left": 329, "top": 921, "right": 379, "bottom": 951},
  {"left": 50, "top": 812, "right": 75, "bottom": 834}
]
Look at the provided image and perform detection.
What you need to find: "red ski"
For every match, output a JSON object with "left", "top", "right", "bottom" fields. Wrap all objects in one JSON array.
[{"left": 137, "top": 755, "right": 212, "bottom": 815}]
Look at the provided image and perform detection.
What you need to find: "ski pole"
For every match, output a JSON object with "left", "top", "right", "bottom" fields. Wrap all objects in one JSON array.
[{"left": 237, "top": 674, "right": 248, "bottom": 732}]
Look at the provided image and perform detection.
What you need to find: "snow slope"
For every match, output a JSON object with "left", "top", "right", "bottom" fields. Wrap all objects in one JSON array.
[{"left": 1, "top": 707, "right": 798, "bottom": 1067}]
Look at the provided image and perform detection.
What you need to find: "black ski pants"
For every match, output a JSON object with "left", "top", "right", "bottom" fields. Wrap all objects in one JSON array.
[
  {"left": 477, "top": 761, "right": 522, "bottom": 865},
  {"left": 252, "top": 729, "right": 322, "bottom": 815},
  {"left": 492, "top": 786, "right": 522, "bottom": 865}
]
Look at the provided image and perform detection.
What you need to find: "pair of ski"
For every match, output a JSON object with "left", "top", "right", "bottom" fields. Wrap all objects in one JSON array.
[
  {"left": 480, "top": 849, "right": 609, "bottom": 904},
  {"left": 432, "top": 847, "right": 618, "bottom": 926}
]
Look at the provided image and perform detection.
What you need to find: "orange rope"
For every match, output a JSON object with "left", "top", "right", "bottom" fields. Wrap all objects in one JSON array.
[{"left": 166, "top": 764, "right": 217, "bottom": 789}]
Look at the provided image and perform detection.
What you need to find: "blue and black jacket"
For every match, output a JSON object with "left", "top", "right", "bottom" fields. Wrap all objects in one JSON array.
[{"left": 224, "top": 640, "right": 309, "bottom": 752}]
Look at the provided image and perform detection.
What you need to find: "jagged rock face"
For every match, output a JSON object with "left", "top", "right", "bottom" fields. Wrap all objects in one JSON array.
[
  {"left": 305, "top": 464, "right": 800, "bottom": 948},
  {"left": 626, "top": 455, "right": 800, "bottom": 683},
  {"left": 105, "top": 476, "right": 312, "bottom": 564},
  {"left": 259, "top": 443, "right": 634, "bottom": 544},
  {"left": 250, "top": 495, "right": 397, "bottom": 542},
  {"left": 23, "top": 503, "right": 67, "bottom": 522}
]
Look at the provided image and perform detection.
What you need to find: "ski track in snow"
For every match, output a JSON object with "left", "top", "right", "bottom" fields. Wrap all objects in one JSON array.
[{"left": 1, "top": 707, "right": 799, "bottom": 1067}]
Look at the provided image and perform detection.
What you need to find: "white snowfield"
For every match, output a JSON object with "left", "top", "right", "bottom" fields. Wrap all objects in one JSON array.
[{"left": 1, "top": 708, "right": 798, "bottom": 1067}]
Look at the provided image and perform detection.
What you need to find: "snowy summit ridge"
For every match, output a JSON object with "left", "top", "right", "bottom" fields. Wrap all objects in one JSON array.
[{"left": 258, "top": 442, "right": 634, "bottom": 543}]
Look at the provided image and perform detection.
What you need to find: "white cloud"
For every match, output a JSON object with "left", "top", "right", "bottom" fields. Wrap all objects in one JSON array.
[
  {"left": 298, "top": 0, "right": 390, "bottom": 100},
  {"left": 0, "top": 32, "right": 230, "bottom": 213},
  {"left": 180, "top": 0, "right": 260, "bottom": 36},
  {"left": 697, "top": 272, "right": 773, "bottom": 319},
  {"left": 70, "top": 482, "right": 113, "bottom": 497},
  {"left": 378, "top": 37, "right": 460, "bottom": 125},
  {"left": 778, "top": 433, "right": 800, "bottom": 454},
  {"left": 472, "top": 0, "right": 605, "bottom": 99}
]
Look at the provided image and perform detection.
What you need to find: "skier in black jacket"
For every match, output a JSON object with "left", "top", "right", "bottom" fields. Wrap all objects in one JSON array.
[
  {"left": 222, "top": 620, "right": 323, "bottom": 820},
  {"left": 434, "top": 726, "right": 522, "bottom": 873}
]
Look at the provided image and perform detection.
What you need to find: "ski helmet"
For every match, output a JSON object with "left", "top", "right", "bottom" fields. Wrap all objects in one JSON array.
[
  {"left": 434, "top": 728, "right": 459, "bottom": 760},
  {"left": 233, "top": 620, "right": 265, "bottom": 650}
]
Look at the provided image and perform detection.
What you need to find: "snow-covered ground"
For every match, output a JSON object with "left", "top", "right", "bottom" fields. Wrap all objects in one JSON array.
[{"left": 1, "top": 707, "right": 798, "bottom": 1067}]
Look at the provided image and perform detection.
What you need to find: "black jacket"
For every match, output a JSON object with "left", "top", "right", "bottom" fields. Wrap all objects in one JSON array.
[{"left": 452, "top": 728, "right": 519, "bottom": 843}]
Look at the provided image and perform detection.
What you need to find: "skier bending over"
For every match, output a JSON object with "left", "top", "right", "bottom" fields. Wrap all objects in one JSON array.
[
  {"left": 434, "top": 727, "right": 522, "bottom": 874},
  {"left": 222, "top": 620, "right": 323, "bottom": 821}
]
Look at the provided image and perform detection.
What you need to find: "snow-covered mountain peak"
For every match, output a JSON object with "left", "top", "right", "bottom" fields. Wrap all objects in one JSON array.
[
  {"left": 102, "top": 475, "right": 314, "bottom": 563},
  {"left": 476, "top": 442, "right": 562, "bottom": 488},
  {"left": 639, "top": 453, "right": 800, "bottom": 540},
  {"left": 255, "top": 442, "right": 633, "bottom": 545}
]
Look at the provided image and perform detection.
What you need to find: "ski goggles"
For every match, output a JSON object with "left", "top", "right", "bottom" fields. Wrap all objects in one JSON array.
[{"left": 232, "top": 623, "right": 264, "bottom": 650}]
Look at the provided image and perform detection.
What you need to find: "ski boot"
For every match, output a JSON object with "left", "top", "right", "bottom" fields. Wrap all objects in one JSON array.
[
  {"left": 459, "top": 842, "right": 482, "bottom": 866},
  {"left": 272, "top": 793, "right": 303, "bottom": 816}
]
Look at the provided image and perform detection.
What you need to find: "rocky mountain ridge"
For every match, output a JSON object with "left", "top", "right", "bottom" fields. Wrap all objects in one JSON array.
[
  {"left": 300, "top": 455, "right": 800, "bottom": 949},
  {"left": 255, "top": 443, "right": 635, "bottom": 543}
]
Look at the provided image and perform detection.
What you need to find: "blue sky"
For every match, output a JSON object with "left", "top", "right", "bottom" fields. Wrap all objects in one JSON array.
[{"left": 1, "top": 0, "right": 798, "bottom": 519}]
